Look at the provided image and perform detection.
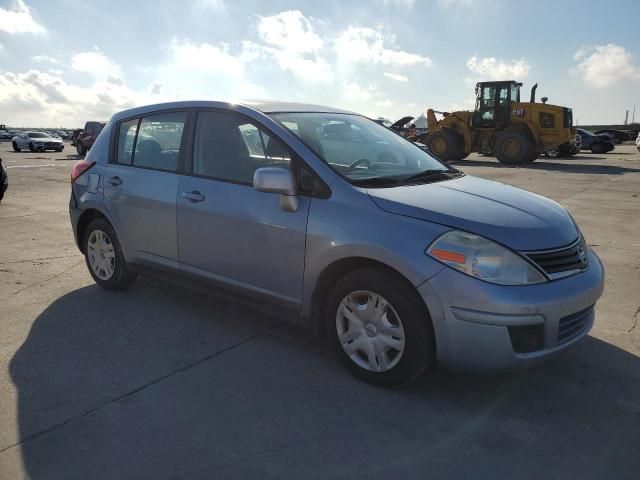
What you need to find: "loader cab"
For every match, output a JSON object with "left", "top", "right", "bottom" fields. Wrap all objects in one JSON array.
[{"left": 473, "top": 81, "right": 522, "bottom": 128}]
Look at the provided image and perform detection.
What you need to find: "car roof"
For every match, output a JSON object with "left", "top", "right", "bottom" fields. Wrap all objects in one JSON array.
[{"left": 110, "top": 100, "right": 355, "bottom": 122}]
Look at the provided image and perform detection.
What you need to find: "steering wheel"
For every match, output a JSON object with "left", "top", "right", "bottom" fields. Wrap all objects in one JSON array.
[{"left": 345, "top": 158, "right": 371, "bottom": 172}]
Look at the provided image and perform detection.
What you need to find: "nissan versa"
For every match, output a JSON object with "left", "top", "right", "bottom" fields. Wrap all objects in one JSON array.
[{"left": 69, "top": 101, "right": 604, "bottom": 386}]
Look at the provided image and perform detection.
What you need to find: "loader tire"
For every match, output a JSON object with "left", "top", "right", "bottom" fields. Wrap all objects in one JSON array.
[
  {"left": 427, "top": 129, "right": 463, "bottom": 162},
  {"left": 495, "top": 130, "right": 536, "bottom": 165}
]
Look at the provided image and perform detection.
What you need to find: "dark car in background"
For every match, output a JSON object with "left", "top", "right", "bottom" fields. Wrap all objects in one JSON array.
[
  {"left": 577, "top": 128, "right": 614, "bottom": 154},
  {"left": 75, "top": 121, "right": 106, "bottom": 156},
  {"left": 0, "top": 157, "right": 8, "bottom": 202},
  {"left": 594, "top": 129, "right": 628, "bottom": 144}
]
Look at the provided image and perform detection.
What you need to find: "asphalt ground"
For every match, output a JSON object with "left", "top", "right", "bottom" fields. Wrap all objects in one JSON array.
[{"left": 1, "top": 141, "right": 639, "bottom": 479}]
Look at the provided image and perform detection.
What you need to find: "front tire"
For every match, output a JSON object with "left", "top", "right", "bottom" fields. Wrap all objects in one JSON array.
[
  {"left": 76, "top": 142, "right": 86, "bottom": 156},
  {"left": 29, "top": 142, "right": 35, "bottom": 152},
  {"left": 84, "top": 218, "right": 137, "bottom": 290},
  {"left": 326, "top": 268, "right": 435, "bottom": 387},
  {"left": 427, "top": 129, "right": 463, "bottom": 162},
  {"left": 495, "top": 130, "right": 535, "bottom": 164},
  {"left": 591, "top": 142, "right": 604, "bottom": 154},
  {"left": 12, "top": 141, "right": 20, "bottom": 152}
]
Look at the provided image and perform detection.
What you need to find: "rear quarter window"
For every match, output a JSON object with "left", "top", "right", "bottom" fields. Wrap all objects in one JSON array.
[{"left": 115, "top": 112, "right": 186, "bottom": 171}]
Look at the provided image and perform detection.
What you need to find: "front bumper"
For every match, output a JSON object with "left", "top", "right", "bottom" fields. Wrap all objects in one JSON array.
[
  {"left": 36, "top": 143, "right": 64, "bottom": 151},
  {"left": 418, "top": 248, "right": 604, "bottom": 371}
]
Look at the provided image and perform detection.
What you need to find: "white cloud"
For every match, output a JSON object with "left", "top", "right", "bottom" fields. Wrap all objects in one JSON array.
[
  {"left": 0, "top": 69, "right": 138, "bottom": 126},
  {"left": 375, "top": 99, "right": 394, "bottom": 107},
  {"left": 0, "top": 0, "right": 45, "bottom": 34},
  {"left": 336, "top": 26, "right": 431, "bottom": 66},
  {"left": 383, "top": 0, "right": 416, "bottom": 7},
  {"left": 32, "top": 54, "right": 59, "bottom": 64},
  {"left": 195, "top": 0, "right": 225, "bottom": 9},
  {"left": 167, "top": 39, "right": 246, "bottom": 77},
  {"left": 438, "top": 0, "right": 476, "bottom": 6},
  {"left": 343, "top": 82, "right": 378, "bottom": 101},
  {"left": 255, "top": 10, "right": 330, "bottom": 81},
  {"left": 383, "top": 72, "right": 409, "bottom": 82},
  {"left": 152, "top": 39, "right": 268, "bottom": 101},
  {"left": 71, "top": 48, "right": 122, "bottom": 78},
  {"left": 573, "top": 44, "right": 639, "bottom": 88},
  {"left": 466, "top": 55, "right": 530, "bottom": 80}
]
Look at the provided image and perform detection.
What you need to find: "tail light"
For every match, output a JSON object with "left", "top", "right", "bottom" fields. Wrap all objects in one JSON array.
[{"left": 70, "top": 160, "right": 95, "bottom": 183}]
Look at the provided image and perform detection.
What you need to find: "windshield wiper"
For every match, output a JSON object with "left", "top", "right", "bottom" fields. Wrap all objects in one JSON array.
[
  {"left": 401, "top": 169, "right": 463, "bottom": 185},
  {"left": 351, "top": 177, "right": 402, "bottom": 188}
]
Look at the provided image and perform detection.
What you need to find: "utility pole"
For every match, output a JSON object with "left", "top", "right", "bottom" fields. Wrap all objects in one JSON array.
[
  {"left": 625, "top": 110, "right": 629, "bottom": 125},
  {"left": 633, "top": 105, "right": 636, "bottom": 124}
]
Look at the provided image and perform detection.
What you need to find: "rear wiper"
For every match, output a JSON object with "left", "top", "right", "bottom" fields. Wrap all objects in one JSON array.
[
  {"left": 351, "top": 177, "right": 402, "bottom": 188},
  {"left": 401, "top": 169, "right": 463, "bottom": 184}
]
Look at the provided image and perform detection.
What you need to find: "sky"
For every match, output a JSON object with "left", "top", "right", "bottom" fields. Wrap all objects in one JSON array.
[{"left": 0, "top": 0, "right": 639, "bottom": 127}]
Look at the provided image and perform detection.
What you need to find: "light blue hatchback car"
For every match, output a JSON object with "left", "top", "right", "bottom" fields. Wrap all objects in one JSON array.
[{"left": 69, "top": 101, "right": 604, "bottom": 386}]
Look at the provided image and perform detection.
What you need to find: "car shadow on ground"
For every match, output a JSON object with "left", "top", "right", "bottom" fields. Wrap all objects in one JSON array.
[
  {"left": 453, "top": 159, "right": 640, "bottom": 175},
  {"left": 7, "top": 277, "right": 640, "bottom": 478}
]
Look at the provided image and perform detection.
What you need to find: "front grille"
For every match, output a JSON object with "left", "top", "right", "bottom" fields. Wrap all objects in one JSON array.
[
  {"left": 525, "top": 237, "right": 588, "bottom": 279},
  {"left": 557, "top": 306, "right": 593, "bottom": 344}
]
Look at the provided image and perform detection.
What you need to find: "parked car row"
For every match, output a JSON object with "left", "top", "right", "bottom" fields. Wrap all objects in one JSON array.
[
  {"left": 593, "top": 128, "right": 638, "bottom": 144},
  {"left": 1, "top": 128, "right": 72, "bottom": 140}
]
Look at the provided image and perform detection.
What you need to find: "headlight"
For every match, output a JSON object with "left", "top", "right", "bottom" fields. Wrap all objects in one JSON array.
[{"left": 426, "top": 230, "right": 546, "bottom": 285}]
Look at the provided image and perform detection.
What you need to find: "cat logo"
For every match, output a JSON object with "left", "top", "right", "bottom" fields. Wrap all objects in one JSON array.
[{"left": 512, "top": 109, "right": 526, "bottom": 117}]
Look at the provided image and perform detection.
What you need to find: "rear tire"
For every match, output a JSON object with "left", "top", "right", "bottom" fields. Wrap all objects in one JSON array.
[
  {"left": 325, "top": 268, "right": 435, "bottom": 387},
  {"left": 12, "top": 142, "right": 20, "bottom": 152},
  {"left": 84, "top": 218, "right": 137, "bottom": 290},
  {"left": 495, "top": 130, "right": 535, "bottom": 164},
  {"left": 591, "top": 142, "right": 604, "bottom": 154},
  {"left": 29, "top": 142, "right": 35, "bottom": 152},
  {"left": 76, "top": 142, "right": 86, "bottom": 156},
  {"left": 427, "top": 129, "right": 463, "bottom": 162}
]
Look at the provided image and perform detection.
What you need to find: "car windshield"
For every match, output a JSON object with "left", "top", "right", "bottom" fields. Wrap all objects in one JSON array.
[
  {"left": 29, "top": 132, "right": 50, "bottom": 138},
  {"left": 269, "top": 112, "right": 451, "bottom": 184}
]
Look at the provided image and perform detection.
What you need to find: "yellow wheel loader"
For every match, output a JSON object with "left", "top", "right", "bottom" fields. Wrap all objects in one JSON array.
[{"left": 426, "top": 81, "right": 576, "bottom": 164}]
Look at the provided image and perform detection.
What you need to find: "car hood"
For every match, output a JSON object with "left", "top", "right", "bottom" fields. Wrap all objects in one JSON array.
[{"left": 367, "top": 175, "right": 578, "bottom": 251}]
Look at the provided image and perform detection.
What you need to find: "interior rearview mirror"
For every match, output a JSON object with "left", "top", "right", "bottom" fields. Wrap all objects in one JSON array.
[{"left": 253, "top": 167, "right": 299, "bottom": 212}]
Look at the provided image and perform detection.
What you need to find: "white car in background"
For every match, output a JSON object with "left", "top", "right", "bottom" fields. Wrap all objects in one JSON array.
[
  {"left": 11, "top": 131, "right": 64, "bottom": 152},
  {"left": 636, "top": 134, "right": 640, "bottom": 151}
]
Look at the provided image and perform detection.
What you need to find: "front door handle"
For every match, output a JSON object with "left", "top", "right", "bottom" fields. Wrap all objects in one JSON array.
[
  {"left": 182, "top": 191, "right": 205, "bottom": 203},
  {"left": 108, "top": 176, "right": 122, "bottom": 186}
]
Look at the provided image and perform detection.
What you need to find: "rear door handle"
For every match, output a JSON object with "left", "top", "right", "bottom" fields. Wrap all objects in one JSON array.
[
  {"left": 108, "top": 176, "right": 122, "bottom": 186},
  {"left": 182, "top": 191, "right": 205, "bottom": 203}
]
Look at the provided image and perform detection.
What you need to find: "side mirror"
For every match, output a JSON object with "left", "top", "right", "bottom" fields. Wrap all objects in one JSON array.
[{"left": 253, "top": 167, "right": 299, "bottom": 212}]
